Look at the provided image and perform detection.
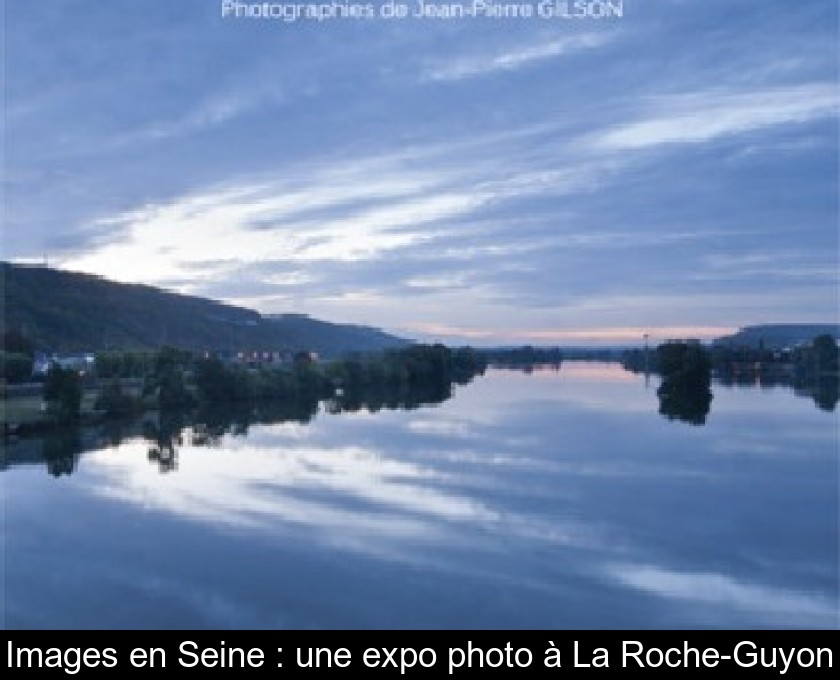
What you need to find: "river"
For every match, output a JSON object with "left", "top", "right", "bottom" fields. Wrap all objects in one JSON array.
[{"left": 2, "top": 363, "right": 837, "bottom": 629}]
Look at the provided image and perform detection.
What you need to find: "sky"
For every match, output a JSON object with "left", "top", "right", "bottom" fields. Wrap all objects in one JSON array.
[{"left": 4, "top": 0, "right": 838, "bottom": 345}]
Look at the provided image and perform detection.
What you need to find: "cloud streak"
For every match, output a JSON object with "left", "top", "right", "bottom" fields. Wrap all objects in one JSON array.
[
  {"left": 594, "top": 83, "right": 839, "bottom": 151},
  {"left": 423, "top": 33, "right": 613, "bottom": 82}
]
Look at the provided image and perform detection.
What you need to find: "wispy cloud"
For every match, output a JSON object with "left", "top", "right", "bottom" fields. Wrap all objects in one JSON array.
[
  {"left": 423, "top": 33, "right": 613, "bottom": 82},
  {"left": 58, "top": 126, "right": 625, "bottom": 289},
  {"left": 111, "top": 84, "right": 288, "bottom": 148},
  {"left": 687, "top": 250, "right": 839, "bottom": 283},
  {"left": 60, "top": 155, "right": 475, "bottom": 274},
  {"left": 594, "top": 83, "right": 839, "bottom": 150}
]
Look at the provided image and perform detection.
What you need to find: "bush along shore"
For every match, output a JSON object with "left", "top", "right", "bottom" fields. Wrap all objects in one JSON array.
[{"left": 3, "top": 344, "right": 488, "bottom": 436}]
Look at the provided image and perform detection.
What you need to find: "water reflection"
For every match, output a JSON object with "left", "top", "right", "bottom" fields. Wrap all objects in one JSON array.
[
  {"left": 3, "top": 379, "right": 468, "bottom": 479},
  {"left": 657, "top": 375, "right": 713, "bottom": 425},
  {"left": 607, "top": 563, "right": 837, "bottom": 628},
  {"left": 42, "top": 427, "right": 82, "bottom": 477},
  {"left": 143, "top": 410, "right": 188, "bottom": 473},
  {"left": 717, "top": 370, "right": 839, "bottom": 413},
  {"left": 3, "top": 363, "right": 837, "bottom": 629},
  {"left": 90, "top": 438, "right": 496, "bottom": 539},
  {"left": 809, "top": 376, "right": 839, "bottom": 412},
  {"left": 4, "top": 362, "right": 838, "bottom": 479}
]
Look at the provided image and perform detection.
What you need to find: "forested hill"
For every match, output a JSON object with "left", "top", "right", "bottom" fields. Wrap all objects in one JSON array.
[
  {"left": 1, "top": 263, "right": 408, "bottom": 356},
  {"left": 714, "top": 324, "right": 840, "bottom": 349}
]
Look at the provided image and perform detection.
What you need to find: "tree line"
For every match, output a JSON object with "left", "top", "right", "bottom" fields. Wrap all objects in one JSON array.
[
  {"left": 623, "top": 333, "right": 839, "bottom": 379},
  {"left": 622, "top": 334, "right": 840, "bottom": 420},
  {"left": 36, "top": 344, "right": 488, "bottom": 426}
]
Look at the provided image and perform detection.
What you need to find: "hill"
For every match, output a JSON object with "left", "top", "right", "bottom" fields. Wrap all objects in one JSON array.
[
  {"left": 0, "top": 263, "right": 408, "bottom": 356},
  {"left": 713, "top": 324, "right": 840, "bottom": 350}
]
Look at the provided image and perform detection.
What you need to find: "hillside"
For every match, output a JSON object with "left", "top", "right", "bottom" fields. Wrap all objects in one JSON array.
[
  {"left": 714, "top": 324, "right": 840, "bottom": 349},
  {"left": 0, "top": 263, "right": 408, "bottom": 356}
]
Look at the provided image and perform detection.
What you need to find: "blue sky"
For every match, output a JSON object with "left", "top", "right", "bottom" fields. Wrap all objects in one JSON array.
[{"left": 5, "top": 0, "right": 838, "bottom": 344}]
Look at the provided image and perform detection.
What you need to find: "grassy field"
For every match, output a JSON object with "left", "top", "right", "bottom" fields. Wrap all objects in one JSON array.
[
  {"left": 1, "top": 389, "right": 102, "bottom": 426},
  {"left": 1, "top": 396, "right": 46, "bottom": 425}
]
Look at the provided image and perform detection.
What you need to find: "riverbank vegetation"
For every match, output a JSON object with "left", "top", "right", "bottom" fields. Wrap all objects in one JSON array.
[
  {"left": 3, "top": 344, "right": 488, "bottom": 434},
  {"left": 622, "top": 334, "right": 838, "bottom": 413}
]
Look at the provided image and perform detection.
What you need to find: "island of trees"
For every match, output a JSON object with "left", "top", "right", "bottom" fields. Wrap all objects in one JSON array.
[{"left": 654, "top": 341, "right": 714, "bottom": 425}]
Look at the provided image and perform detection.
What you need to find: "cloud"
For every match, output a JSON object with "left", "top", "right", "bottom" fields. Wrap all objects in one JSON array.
[
  {"left": 56, "top": 123, "right": 627, "bottom": 290},
  {"left": 10, "top": 1, "right": 836, "bottom": 341},
  {"left": 57, "top": 164, "right": 481, "bottom": 284},
  {"left": 593, "top": 83, "right": 839, "bottom": 151},
  {"left": 689, "top": 250, "right": 839, "bottom": 283},
  {"left": 423, "top": 33, "right": 613, "bottom": 82},
  {"left": 114, "top": 85, "right": 287, "bottom": 146},
  {"left": 52, "top": 99, "right": 836, "bottom": 338}
]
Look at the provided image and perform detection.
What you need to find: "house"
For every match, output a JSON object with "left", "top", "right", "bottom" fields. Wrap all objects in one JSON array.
[{"left": 33, "top": 353, "right": 95, "bottom": 376}]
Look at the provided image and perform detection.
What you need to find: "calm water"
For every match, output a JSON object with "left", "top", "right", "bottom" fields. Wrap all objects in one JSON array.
[{"left": 2, "top": 363, "right": 838, "bottom": 629}]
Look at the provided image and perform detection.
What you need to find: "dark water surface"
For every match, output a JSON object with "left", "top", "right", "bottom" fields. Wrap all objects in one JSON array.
[{"left": 2, "top": 363, "right": 837, "bottom": 629}]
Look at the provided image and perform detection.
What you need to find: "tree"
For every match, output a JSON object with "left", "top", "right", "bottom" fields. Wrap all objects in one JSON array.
[
  {"left": 94, "top": 379, "right": 140, "bottom": 418},
  {"left": 811, "top": 334, "right": 839, "bottom": 375},
  {"left": 143, "top": 347, "right": 194, "bottom": 408},
  {"left": 43, "top": 366, "right": 82, "bottom": 424},
  {"left": 194, "top": 357, "right": 249, "bottom": 403},
  {"left": 1, "top": 329, "right": 35, "bottom": 357},
  {"left": 1, "top": 351, "right": 34, "bottom": 384},
  {"left": 656, "top": 341, "right": 713, "bottom": 426}
]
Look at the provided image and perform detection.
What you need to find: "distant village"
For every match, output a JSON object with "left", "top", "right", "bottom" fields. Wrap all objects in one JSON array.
[{"left": 30, "top": 349, "right": 320, "bottom": 379}]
